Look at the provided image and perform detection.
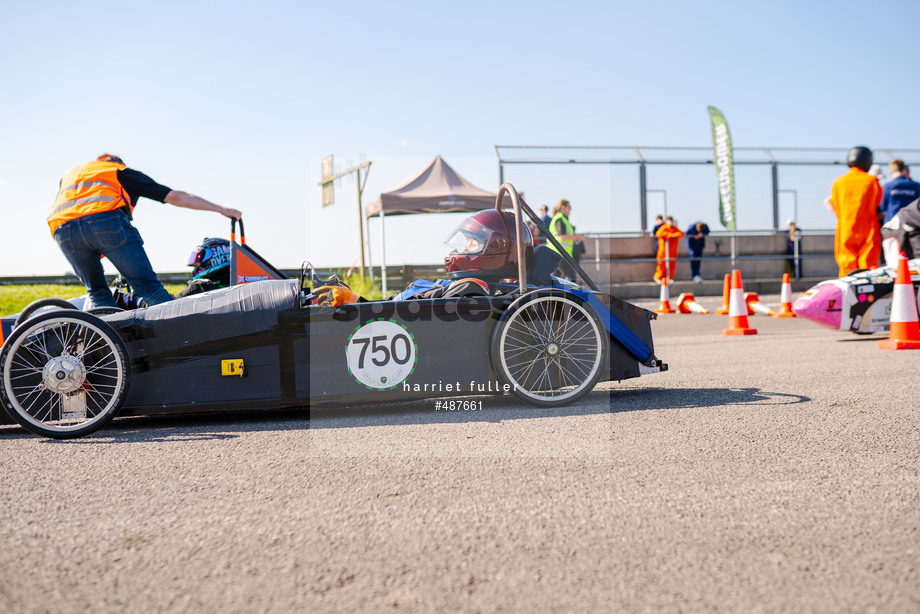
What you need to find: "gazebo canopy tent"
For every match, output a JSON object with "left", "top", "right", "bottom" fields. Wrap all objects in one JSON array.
[{"left": 365, "top": 156, "right": 496, "bottom": 294}]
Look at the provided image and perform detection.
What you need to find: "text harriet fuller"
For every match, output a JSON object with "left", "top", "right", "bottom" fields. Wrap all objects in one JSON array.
[{"left": 402, "top": 380, "right": 516, "bottom": 393}]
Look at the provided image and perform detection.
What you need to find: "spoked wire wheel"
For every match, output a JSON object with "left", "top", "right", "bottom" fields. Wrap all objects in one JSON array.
[
  {"left": 0, "top": 311, "right": 130, "bottom": 438},
  {"left": 491, "top": 291, "right": 607, "bottom": 407}
]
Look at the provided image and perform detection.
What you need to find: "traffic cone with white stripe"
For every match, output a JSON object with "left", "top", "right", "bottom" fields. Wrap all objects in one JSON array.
[
  {"left": 715, "top": 273, "right": 731, "bottom": 315},
  {"left": 655, "top": 275, "right": 675, "bottom": 314},
  {"left": 722, "top": 270, "right": 757, "bottom": 335},
  {"left": 878, "top": 257, "right": 920, "bottom": 350},
  {"left": 744, "top": 292, "right": 777, "bottom": 317},
  {"left": 774, "top": 273, "right": 797, "bottom": 318},
  {"left": 677, "top": 293, "right": 710, "bottom": 314}
]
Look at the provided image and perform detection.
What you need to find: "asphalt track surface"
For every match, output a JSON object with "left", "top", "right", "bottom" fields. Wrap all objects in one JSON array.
[{"left": 1, "top": 294, "right": 918, "bottom": 613}]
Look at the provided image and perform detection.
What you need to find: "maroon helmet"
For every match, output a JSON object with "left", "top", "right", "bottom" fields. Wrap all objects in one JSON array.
[{"left": 444, "top": 209, "right": 533, "bottom": 278}]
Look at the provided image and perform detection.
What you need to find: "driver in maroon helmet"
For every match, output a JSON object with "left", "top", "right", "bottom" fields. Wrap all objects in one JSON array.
[{"left": 444, "top": 210, "right": 534, "bottom": 281}]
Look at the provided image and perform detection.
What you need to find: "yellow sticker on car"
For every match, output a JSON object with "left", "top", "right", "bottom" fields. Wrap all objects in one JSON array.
[{"left": 221, "top": 359, "right": 245, "bottom": 376}]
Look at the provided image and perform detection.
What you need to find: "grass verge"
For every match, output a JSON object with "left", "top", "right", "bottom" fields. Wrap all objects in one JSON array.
[{"left": 0, "top": 284, "right": 187, "bottom": 317}]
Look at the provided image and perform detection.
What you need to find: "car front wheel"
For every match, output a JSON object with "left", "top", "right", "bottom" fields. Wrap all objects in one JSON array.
[
  {"left": 0, "top": 311, "right": 130, "bottom": 438},
  {"left": 491, "top": 291, "right": 607, "bottom": 407}
]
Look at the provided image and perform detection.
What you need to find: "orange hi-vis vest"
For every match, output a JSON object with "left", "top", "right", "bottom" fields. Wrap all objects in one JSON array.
[
  {"left": 47, "top": 160, "right": 133, "bottom": 236},
  {"left": 655, "top": 223, "right": 684, "bottom": 259}
]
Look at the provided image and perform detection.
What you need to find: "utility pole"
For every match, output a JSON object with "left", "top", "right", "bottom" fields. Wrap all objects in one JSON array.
[{"left": 319, "top": 156, "right": 372, "bottom": 278}]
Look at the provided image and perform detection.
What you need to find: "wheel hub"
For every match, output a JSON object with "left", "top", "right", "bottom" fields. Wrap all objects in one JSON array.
[
  {"left": 42, "top": 356, "right": 86, "bottom": 394},
  {"left": 546, "top": 342, "right": 560, "bottom": 356}
]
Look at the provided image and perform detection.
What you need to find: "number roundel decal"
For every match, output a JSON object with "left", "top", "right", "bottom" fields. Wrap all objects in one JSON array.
[{"left": 346, "top": 319, "right": 417, "bottom": 390}]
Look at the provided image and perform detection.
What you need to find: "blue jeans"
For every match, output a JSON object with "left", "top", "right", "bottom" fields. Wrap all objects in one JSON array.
[
  {"left": 53, "top": 210, "right": 174, "bottom": 308},
  {"left": 689, "top": 248, "right": 703, "bottom": 277}
]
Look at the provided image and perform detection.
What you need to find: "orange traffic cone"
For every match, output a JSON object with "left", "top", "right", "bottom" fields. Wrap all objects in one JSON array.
[
  {"left": 744, "top": 292, "right": 777, "bottom": 317},
  {"left": 677, "top": 293, "right": 710, "bottom": 314},
  {"left": 655, "top": 275, "right": 675, "bottom": 314},
  {"left": 878, "top": 257, "right": 920, "bottom": 350},
  {"left": 715, "top": 273, "right": 731, "bottom": 315},
  {"left": 722, "top": 270, "right": 757, "bottom": 336},
  {"left": 774, "top": 273, "right": 797, "bottom": 318}
]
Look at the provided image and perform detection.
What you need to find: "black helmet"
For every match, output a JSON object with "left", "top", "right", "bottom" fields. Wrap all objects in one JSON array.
[
  {"left": 847, "top": 146, "right": 873, "bottom": 172},
  {"left": 187, "top": 237, "right": 231, "bottom": 287}
]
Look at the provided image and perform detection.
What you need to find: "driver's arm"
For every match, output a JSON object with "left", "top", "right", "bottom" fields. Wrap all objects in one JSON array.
[{"left": 165, "top": 190, "right": 242, "bottom": 220}]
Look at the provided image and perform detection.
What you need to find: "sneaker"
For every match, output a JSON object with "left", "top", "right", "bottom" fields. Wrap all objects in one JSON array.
[
  {"left": 654, "top": 278, "right": 662, "bottom": 285},
  {"left": 693, "top": 275, "right": 704, "bottom": 283}
]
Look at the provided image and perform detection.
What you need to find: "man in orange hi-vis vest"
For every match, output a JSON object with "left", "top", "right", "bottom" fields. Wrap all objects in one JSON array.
[
  {"left": 825, "top": 146, "right": 883, "bottom": 277},
  {"left": 654, "top": 216, "right": 684, "bottom": 284},
  {"left": 49, "top": 154, "right": 242, "bottom": 308}
]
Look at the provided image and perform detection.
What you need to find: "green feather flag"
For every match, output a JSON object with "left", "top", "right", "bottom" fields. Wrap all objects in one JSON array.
[{"left": 708, "top": 106, "right": 736, "bottom": 232}]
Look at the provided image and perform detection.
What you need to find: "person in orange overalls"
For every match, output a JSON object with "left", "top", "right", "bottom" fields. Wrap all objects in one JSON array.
[
  {"left": 654, "top": 216, "right": 684, "bottom": 284},
  {"left": 825, "top": 146, "right": 883, "bottom": 277}
]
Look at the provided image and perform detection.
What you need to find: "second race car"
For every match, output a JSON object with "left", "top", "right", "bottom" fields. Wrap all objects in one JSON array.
[{"left": 792, "top": 258, "right": 920, "bottom": 333}]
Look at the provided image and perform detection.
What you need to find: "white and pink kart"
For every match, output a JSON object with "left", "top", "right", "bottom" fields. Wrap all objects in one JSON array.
[{"left": 793, "top": 259, "right": 920, "bottom": 333}]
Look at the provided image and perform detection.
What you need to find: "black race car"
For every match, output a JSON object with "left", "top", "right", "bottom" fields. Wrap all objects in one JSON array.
[{"left": 0, "top": 185, "right": 666, "bottom": 438}]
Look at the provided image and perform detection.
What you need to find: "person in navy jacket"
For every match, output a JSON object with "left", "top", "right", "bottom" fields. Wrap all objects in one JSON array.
[
  {"left": 881, "top": 159, "right": 920, "bottom": 223},
  {"left": 685, "top": 221, "right": 709, "bottom": 282}
]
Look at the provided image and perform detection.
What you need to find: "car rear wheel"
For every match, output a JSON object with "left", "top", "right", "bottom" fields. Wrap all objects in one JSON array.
[
  {"left": 0, "top": 311, "right": 130, "bottom": 439},
  {"left": 491, "top": 291, "right": 607, "bottom": 407},
  {"left": 14, "top": 298, "right": 78, "bottom": 327}
]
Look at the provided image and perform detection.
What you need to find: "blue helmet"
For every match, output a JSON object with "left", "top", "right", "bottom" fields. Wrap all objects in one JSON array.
[{"left": 187, "top": 237, "right": 230, "bottom": 286}]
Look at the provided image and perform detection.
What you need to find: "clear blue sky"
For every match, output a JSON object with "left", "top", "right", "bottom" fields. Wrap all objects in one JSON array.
[{"left": 2, "top": 0, "right": 918, "bottom": 276}]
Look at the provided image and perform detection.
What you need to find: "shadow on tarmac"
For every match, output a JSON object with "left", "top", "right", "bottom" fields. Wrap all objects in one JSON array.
[
  {"left": 0, "top": 408, "right": 309, "bottom": 443},
  {"left": 307, "top": 385, "right": 810, "bottom": 429},
  {"left": 608, "top": 386, "right": 809, "bottom": 412},
  {"left": 835, "top": 335, "right": 888, "bottom": 342},
  {"left": 0, "top": 386, "right": 809, "bottom": 441}
]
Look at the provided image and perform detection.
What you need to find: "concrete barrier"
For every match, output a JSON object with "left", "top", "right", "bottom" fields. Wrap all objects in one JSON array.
[{"left": 579, "top": 233, "right": 837, "bottom": 285}]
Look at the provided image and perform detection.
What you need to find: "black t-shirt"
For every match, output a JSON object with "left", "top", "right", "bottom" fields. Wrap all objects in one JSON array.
[{"left": 117, "top": 168, "right": 172, "bottom": 206}]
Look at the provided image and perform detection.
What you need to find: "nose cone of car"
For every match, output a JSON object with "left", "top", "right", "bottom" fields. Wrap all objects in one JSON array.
[{"left": 792, "top": 282, "right": 843, "bottom": 330}]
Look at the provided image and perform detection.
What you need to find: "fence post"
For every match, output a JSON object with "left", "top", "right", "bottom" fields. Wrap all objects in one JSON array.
[
  {"left": 639, "top": 161, "right": 648, "bottom": 234},
  {"left": 771, "top": 161, "right": 780, "bottom": 232}
]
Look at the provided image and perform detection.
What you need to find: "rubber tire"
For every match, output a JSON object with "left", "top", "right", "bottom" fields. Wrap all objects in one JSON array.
[
  {"left": 490, "top": 290, "right": 607, "bottom": 408},
  {"left": 14, "top": 298, "right": 78, "bottom": 327},
  {"left": 0, "top": 311, "right": 130, "bottom": 439}
]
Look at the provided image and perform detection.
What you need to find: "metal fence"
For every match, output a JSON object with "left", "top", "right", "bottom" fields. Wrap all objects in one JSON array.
[{"left": 493, "top": 145, "right": 920, "bottom": 236}]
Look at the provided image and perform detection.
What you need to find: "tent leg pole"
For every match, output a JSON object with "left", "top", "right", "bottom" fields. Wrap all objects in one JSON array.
[
  {"left": 381, "top": 209, "right": 388, "bottom": 297},
  {"left": 357, "top": 183, "right": 366, "bottom": 279}
]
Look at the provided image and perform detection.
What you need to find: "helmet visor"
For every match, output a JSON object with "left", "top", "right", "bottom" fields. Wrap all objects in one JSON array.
[
  {"left": 445, "top": 226, "right": 490, "bottom": 255},
  {"left": 187, "top": 248, "right": 205, "bottom": 266}
]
